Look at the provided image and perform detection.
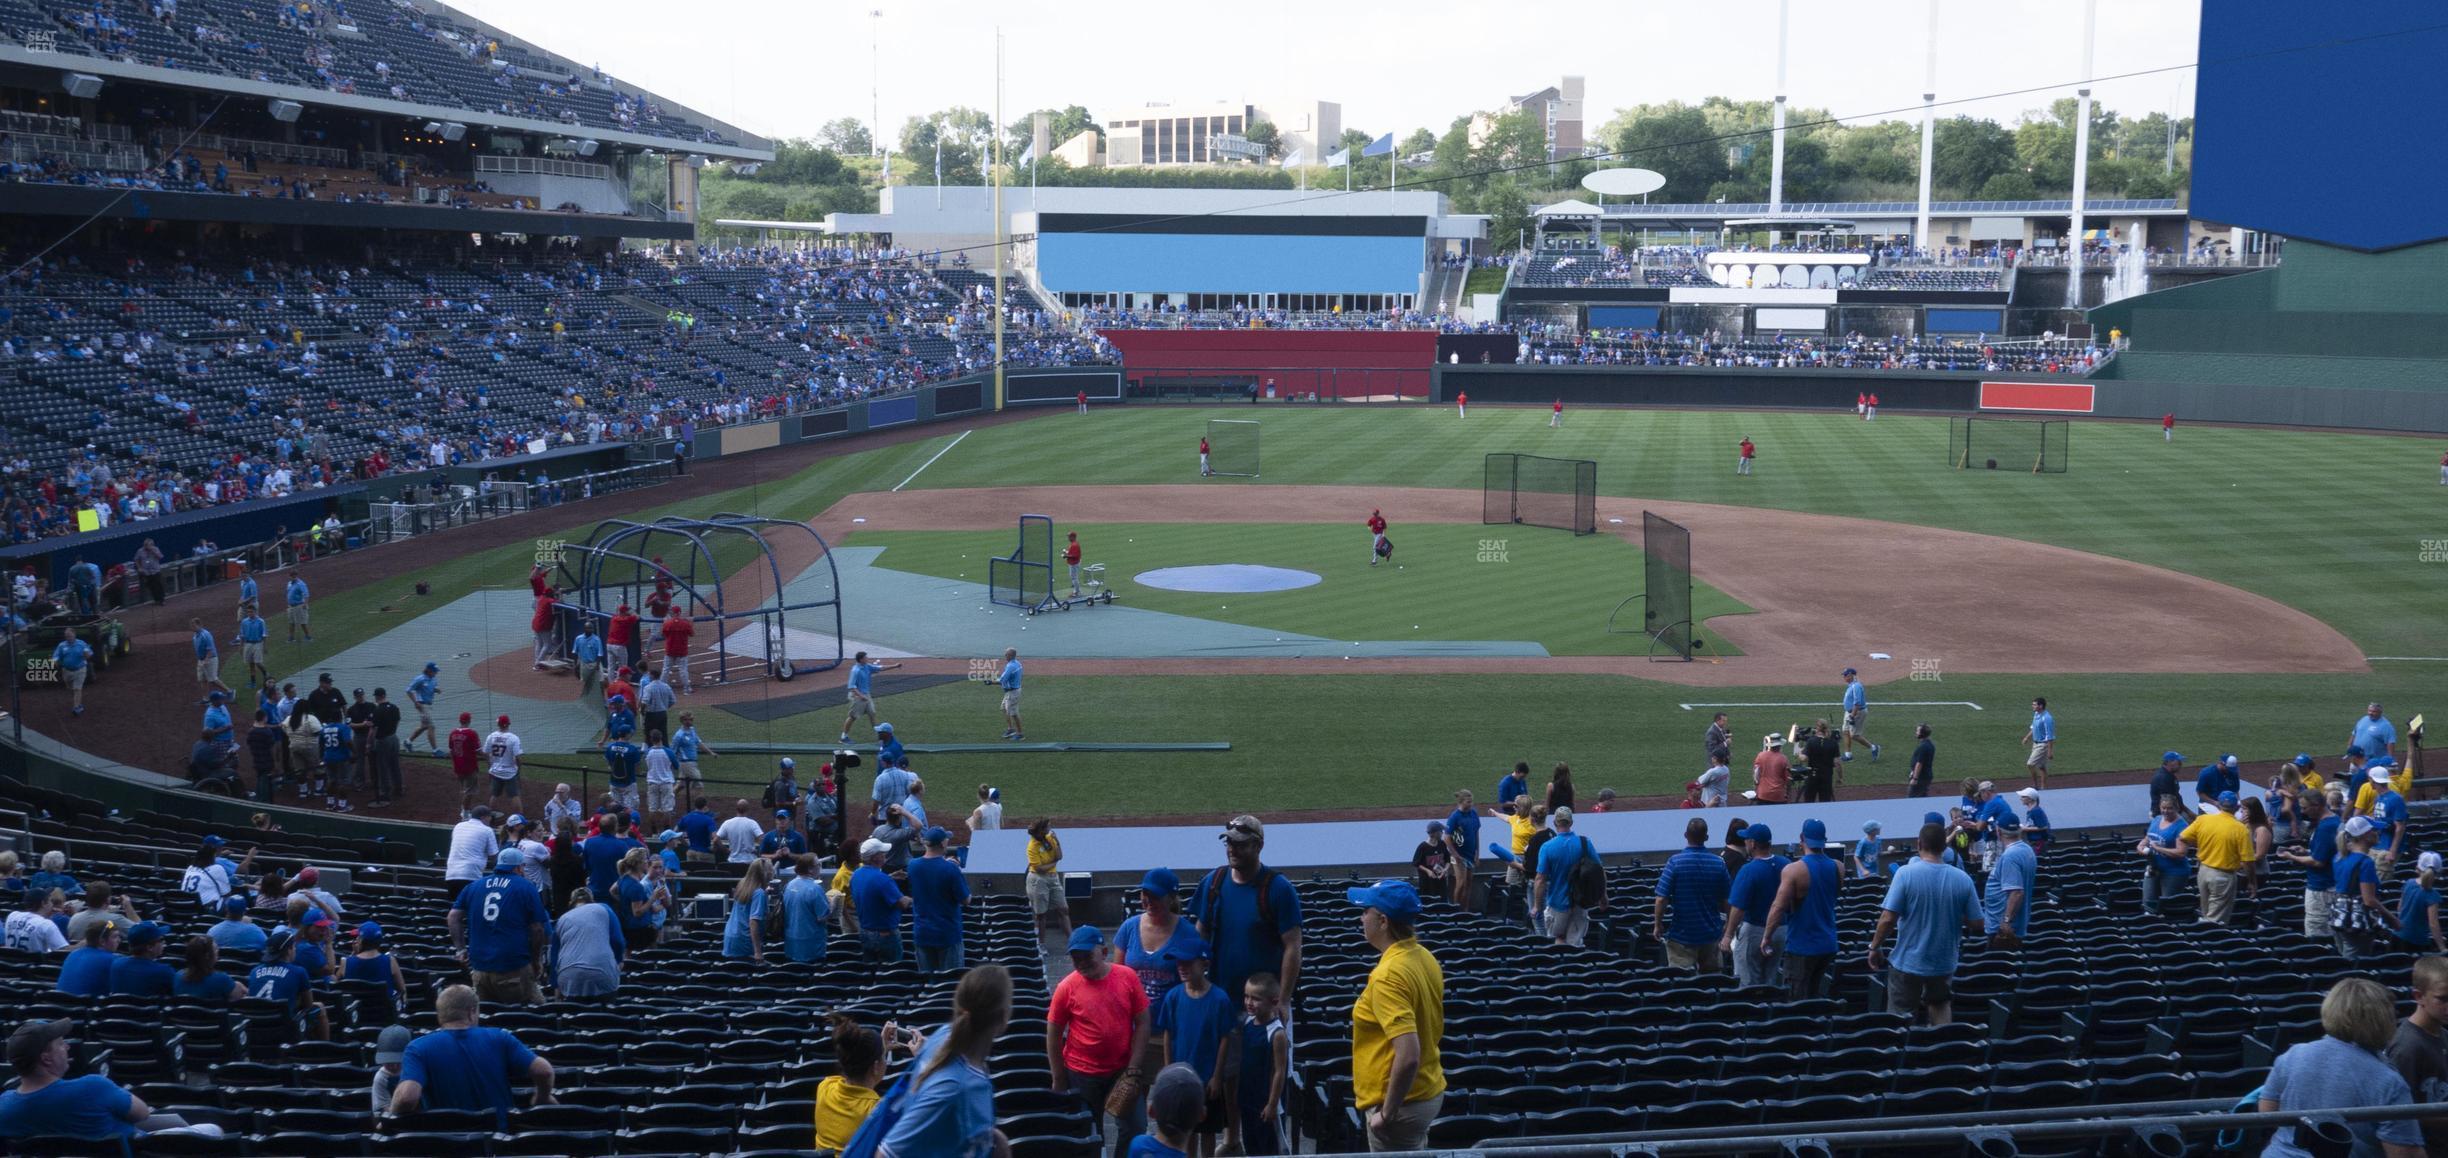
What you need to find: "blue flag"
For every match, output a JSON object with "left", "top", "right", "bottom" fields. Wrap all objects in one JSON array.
[{"left": 1360, "top": 132, "right": 1395, "bottom": 158}]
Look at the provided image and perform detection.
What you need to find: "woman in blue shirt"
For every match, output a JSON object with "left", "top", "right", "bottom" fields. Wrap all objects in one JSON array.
[
  {"left": 2332, "top": 817, "right": 2388, "bottom": 959},
  {"left": 723, "top": 857, "right": 773, "bottom": 961},
  {"left": 341, "top": 922, "right": 405, "bottom": 999},
  {"left": 880, "top": 964, "right": 1010, "bottom": 1158},
  {"left": 171, "top": 935, "right": 246, "bottom": 1003},
  {"left": 2137, "top": 794, "right": 2193, "bottom": 915},
  {"left": 2397, "top": 852, "right": 2446, "bottom": 954},
  {"left": 781, "top": 853, "right": 830, "bottom": 963},
  {"left": 1118, "top": 867, "right": 1195, "bottom": 1006}
]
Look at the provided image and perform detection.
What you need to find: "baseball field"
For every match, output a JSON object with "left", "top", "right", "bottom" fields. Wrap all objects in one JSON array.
[{"left": 94, "top": 405, "right": 2446, "bottom": 824}]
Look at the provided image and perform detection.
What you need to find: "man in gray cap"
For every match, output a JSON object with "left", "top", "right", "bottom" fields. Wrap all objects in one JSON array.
[
  {"left": 1187, "top": 815, "right": 1306, "bottom": 1007},
  {"left": 1139, "top": 1062, "right": 1206, "bottom": 1155},
  {"left": 368, "top": 1025, "right": 414, "bottom": 1115},
  {"left": 0, "top": 1018, "right": 195, "bottom": 1139}
]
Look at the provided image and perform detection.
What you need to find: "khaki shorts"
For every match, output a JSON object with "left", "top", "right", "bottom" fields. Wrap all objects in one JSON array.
[
  {"left": 1026, "top": 871, "right": 1064, "bottom": 915},
  {"left": 287, "top": 605, "right": 310, "bottom": 626},
  {"left": 1889, "top": 968, "right": 1954, "bottom": 1016},
  {"left": 2027, "top": 744, "right": 2051, "bottom": 770},
  {"left": 414, "top": 703, "right": 432, "bottom": 727},
  {"left": 647, "top": 782, "right": 676, "bottom": 814},
  {"left": 472, "top": 968, "right": 540, "bottom": 1005},
  {"left": 609, "top": 784, "right": 639, "bottom": 812},
  {"left": 2305, "top": 888, "right": 2337, "bottom": 938},
  {"left": 242, "top": 642, "right": 264, "bottom": 666},
  {"left": 1844, "top": 709, "right": 1866, "bottom": 736},
  {"left": 846, "top": 691, "right": 875, "bottom": 719},
  {"left": 677, "top": 761, "right": 700, "bottom": 783},
  {"left": 1665, "top": 940, "right": 1724, "bottom": 973},
  {"left": 65, "top": 666, "right": 88, "bottom": 690},
  {"left": 1001, "top": 688, "right": 1022, "bottom": 714},
  {"left": 197, "top": 656, "right": 220, "bottom": 682}
]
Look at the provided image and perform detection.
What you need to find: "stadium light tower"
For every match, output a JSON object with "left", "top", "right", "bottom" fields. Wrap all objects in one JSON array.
[
  {"left": 870, "top": 8, "right": 883, "bottom": 156},
  {"left": 2066, "top": 0, "right": 2097, "bottom": 309},
  {"left": 1768, "top": 0, "right": 1788, "bottom": 245},
  {"left": 1914, "top": 0, "right": 1937, "bottom": 252}
]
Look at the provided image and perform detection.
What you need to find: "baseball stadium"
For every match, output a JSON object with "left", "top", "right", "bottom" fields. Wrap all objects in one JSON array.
[{"left": 0, "top": 0, "right": 2445, "bottom": 1155}]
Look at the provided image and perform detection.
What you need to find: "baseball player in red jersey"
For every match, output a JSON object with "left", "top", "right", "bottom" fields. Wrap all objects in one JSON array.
[
  {"left": 1866, "top": 393, "right": 1879, "bottom": 421},
  {"left": 1367, "top": 508, "right": 1388, "bottom": 565},
  {"left": 1063, "top": 532, "right": 1083, "bottom": 595},
  {"left": 1457, "top": 391, "right": 1468, "bottom": 419},
  {"left": 1077, "top": 390, "right": 1088, "bottom": 415},
  {"left": 1738, "top": 436, "right": 1756, "bottom": 476},
  {"left": 2439, "top": 448, "right": 2446, "bottom": 485},
  {"left": 1551, "top": 398, "right": 1563, "bottom": 428},
  {"left": 2164, "top": 413, "right": 2176, "bottom": 442},
  {"left": 1199, "top": 436, "right": 1212, "bottom": 477},
  {"left": 447, "top": 711, "right": 481, "bottom": 818}
]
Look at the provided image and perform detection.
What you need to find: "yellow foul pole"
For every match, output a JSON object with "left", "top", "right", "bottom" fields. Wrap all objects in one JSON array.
[{"left": 992, "top": 28, "right": 1006, "bottom": 411}]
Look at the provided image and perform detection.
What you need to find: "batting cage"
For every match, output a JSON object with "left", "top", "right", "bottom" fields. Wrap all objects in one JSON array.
[
  {"left": 1206, "top": 418, "right": 1260, "bottom": 478},
  {"left": 989, "top": 514, "right": 1058, "bottom": 613},
  {"left": 1641, "top": 512, "right": 1694, "bottom": 660},
  {"left": 560, "top": 514, "right": 845, "bottom": 685},
  {"left": 1949, "top": 416, "right": 2070, "bottom": 474},
  {"left": 1483, "top": 453, "right": 1598, "bottom": 535}
]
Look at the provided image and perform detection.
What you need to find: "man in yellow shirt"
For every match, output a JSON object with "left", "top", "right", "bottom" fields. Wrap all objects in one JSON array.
[
  {"left": 2179, "top": 792, "right": 2256, "bottom": 926},
  {"left": 1347, "top": 879, "right": 1443, "bottom": 1152}
]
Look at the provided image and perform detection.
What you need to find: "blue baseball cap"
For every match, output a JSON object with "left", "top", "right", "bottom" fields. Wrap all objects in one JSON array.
[
  {"left": 1346, "top": 879, "right": 1422, "bottom": 920},
  {"left": 200, "top": 834, "right": 227, "bottom": 848},
  {"left": 1742, "top": 823, "right": 1774, "bottom": 844},
  {"left": 2371, "top": 755, "right": 2397, "bottom": 769},
  {"left": 2347, "top": 746, "right": 2366, "bottom": 759},
  {"left": 357, "top": 922, "right": 384, "bottom": 944},
  {"left": 1842, "top": 667, "right": 1857, "bottom": 677},
  {"left": 423, "top": 662, "right": 439, "bottom": 673},
  {"left": 1066, "top": 926, "right": 1109, "bottom": 954},
  {"left": 1799, "top": 819, "right": 1829, "bottom": 848},
  {"left": 221, "top": 897, "right": 248, "bottom": 916},
  {"left": 124, "top": 921, "right": 169, "bottom": 946},
  {"left": 1996, "top": 817, "right": 2022, "bottom": 833},
  {"left": 1150, "top": 927, "right": 1211, "bottom": 967},
  {"left": 2292, "top": 753, "right": 2315, "bottom": 768},
  {"left": 921, "top": 826, "right": 951, "bottom": 845},
  {"left": 1922, "top": 812, "right": 1945, "bottom": 826},
  {"left": 495, "top": 847, "right": 526, "bottom": 868},
  {"left": 875, "top": 722, "right": 893, "bottom": 734},
  {"left": 2216, "top": 791, "right": 2239, "bottom": 807},
  {"left": 1139, "top": 867, "right": 1179, "bottom": 897},
  {"left": 2162, "top": 751, "right": 2183, "bottom": 763}
]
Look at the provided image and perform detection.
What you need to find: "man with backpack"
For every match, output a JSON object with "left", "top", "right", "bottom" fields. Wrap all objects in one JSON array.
[
  {"left": 1186, "top": 815, "right": 1305, "bottom": 1010},
  {"left": 1531, "top": 807, "right": 1605, "bottom": 947}
]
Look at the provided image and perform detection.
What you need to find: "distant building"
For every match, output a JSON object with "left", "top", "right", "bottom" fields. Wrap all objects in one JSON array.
[
  {"left": 1470, "top": 76, "right": 1586, "bottom": 161},
  {"left": 1102, "top": 99, "right": 1339, "bottom": 167}
]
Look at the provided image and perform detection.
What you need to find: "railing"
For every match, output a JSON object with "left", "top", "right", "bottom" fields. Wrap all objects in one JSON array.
[{"left": 477, "top": 154, "right": 614, "bottom": 181}]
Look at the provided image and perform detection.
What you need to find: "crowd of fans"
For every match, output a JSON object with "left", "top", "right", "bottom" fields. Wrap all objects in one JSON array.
[
  {"left": 1077, "top": 304, "right": 1506, "bottom": 334},
  {"left": 0, "top": 245, "right": 1112, "bottom": 543},
  {"left": 1515, "top": 326, "right": 2106, "bottom": 373},
  {"left": 0, "top": 693, "right": 2441, "bottom": 1153}
]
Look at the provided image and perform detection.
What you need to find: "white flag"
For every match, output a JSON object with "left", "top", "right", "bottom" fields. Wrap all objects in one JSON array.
[
  {"left": 1325, "top": 148, "right": 1349, "bottom": 169},
  {"left": 1018, "top": 141, "right": 1035, "bottom": 167},
  {"left": 1280, "top": 147, "right": 1303, "bottom": 168}
]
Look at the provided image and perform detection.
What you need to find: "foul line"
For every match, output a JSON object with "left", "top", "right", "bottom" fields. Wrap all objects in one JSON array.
[
  {"left": 1679, "top": 700, "right": 1985, "bottom": 711},
  {"left": 892, "top": 429, "right": 972, "bottom": 492},
  {"left": 2369, "top": 656, "right": 2448, "bottom": 662}
]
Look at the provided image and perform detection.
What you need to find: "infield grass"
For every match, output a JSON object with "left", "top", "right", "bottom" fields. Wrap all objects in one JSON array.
[{"left": 852, "top": 522, "right": 1750, "bottom": 656}]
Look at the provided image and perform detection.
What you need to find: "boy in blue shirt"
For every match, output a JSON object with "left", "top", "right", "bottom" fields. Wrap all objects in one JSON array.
[
  {"left": 1234, "top": 972, "right": 1292, "bottom": 1156},
  {"left": 603, "top": 738, "right": 642, "bottom": 815},
  {"left": 1130, "top": 1064, "right": 1207, "bottom": 1158},
  {"left": 1151, "top": 930, "right": 1238, "bottom": 1150},
  {"left": 245, "top": 929, "right": 331, "bottom": 1039},
  {"left": 317, "top": 714, "right": 354, "bottom": 812}
]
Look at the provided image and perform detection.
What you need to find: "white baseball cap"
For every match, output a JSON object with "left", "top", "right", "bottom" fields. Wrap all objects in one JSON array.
[{"left": 2016, "top": 788, "right": 2038, "bottom": 801}]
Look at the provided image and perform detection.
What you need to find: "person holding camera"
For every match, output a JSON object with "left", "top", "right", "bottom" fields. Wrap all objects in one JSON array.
[{"left": 1797, "top": 720, "right": 1843, "bottom": 804}]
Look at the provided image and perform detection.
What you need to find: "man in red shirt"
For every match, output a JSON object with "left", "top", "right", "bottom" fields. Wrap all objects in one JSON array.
[
  {"left": 607, "top": 604, "right": 641, "bottom": 671},
  {"left": 447, "top": 711, "right": 482, "bottom": 818},
  {"left": 1738, "top": 437, "right": 1756, "bottom": 476},
  {"left": 661, "top": 610, "right": 695, "bottom": 692},
  {"left": 1866, "top": 393, "right": 1879, "bottom": 421},
  {"left": 1199, "top": 437, "right": 1211, "bottom": 477},
  {"left": 528, "top": 563, "right": 549, "bottom": 599},
  {"left": 2164, "top": 413, "right": 2176, "bottom": 442},
  {"left": 1456, "top": 391, "right": 1468, "bottom": 419},
  {"left": 1047, "top": 926, "right": 1151, "bottom": 1140},
  {"left": 1367, "top": 508, "right": 1388, "bottom": 566},
  {"left": 1063, "top": 532, "right": 1083, "bottom": 596},
  {"left": 530, "top": 587, "right": 559, "bottom": 669},
  {"left": 1077, "top": 390, "right": 1088, "bottom": 415},
  {"left": 1856, "top": 392, "right": 1867, "bottom": 418},
  {"left": 1551, "top": 398, "right": 1564, "bottom": 428},
  {"left": 1752, "top": 734, "right": 1793, "bottom": 804}
]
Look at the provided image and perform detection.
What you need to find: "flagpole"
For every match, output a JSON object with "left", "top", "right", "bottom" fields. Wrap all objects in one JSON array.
[{"left": 992, "top": 28, "right": 1006, "bottom": 412}]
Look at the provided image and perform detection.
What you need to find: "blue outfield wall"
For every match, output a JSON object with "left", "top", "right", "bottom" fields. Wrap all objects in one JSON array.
[{"left": 1037, "top": 233, "right": 1425, "bottom": 295}]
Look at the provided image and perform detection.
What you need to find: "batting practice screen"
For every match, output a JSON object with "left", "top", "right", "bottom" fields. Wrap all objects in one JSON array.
[
  {"left": 1206, "top": 418, "right": 1260, "bottom": 477},
  {"left": 989, "top": 514, "right": 1056, "bottom": 610},
  {"left": 1483, "top": 453, "right": 1597, "bottom": 535},
  {"left": 1643, "top": 512, "right": 1694, "bottom": 660},
  {"left": 1949, "top": 417, "right": 2069, "bottom": 474}
]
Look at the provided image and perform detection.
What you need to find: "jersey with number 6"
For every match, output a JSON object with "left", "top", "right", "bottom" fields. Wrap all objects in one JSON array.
[{"left": 455, "top": 872, "right": 549, "bottom": 973}]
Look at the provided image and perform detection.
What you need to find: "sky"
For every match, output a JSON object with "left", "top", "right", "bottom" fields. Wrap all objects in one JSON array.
[{"left": 443, "top": 0, "right": 2203, "bottom": 148}]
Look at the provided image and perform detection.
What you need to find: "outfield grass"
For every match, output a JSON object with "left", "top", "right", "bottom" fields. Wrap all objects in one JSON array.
[
  {"left": 234, "top": 406, "right": 2448, "bottom": 820},
  {"left": 853, "top": 522, "right": 1750, "bottom": 656}
]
